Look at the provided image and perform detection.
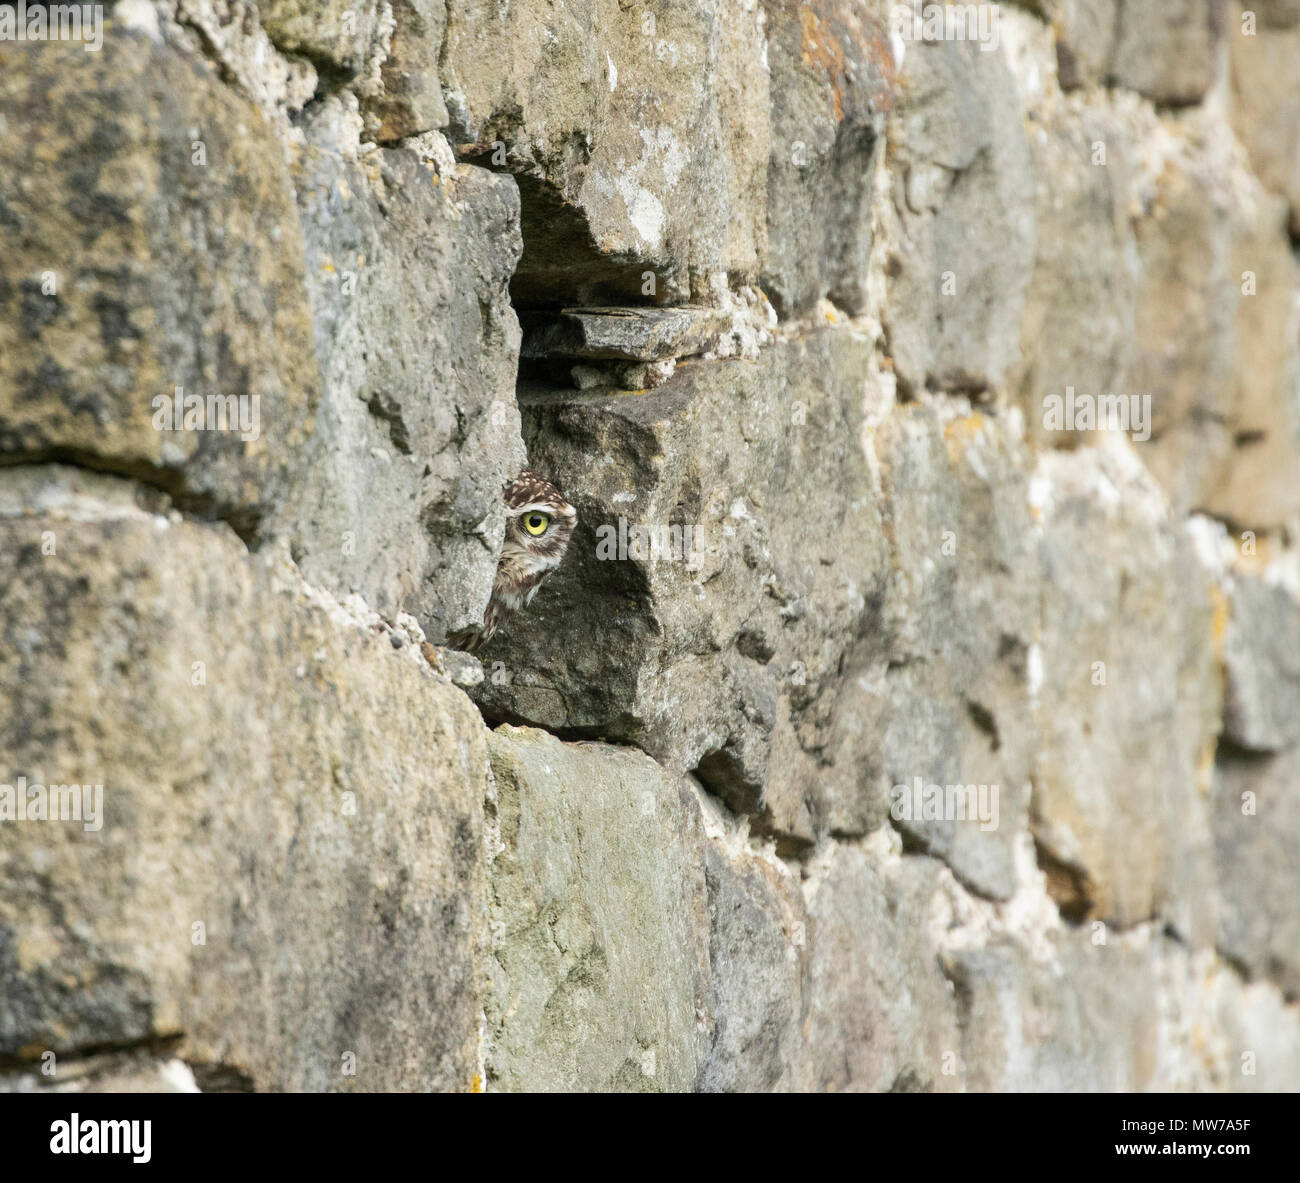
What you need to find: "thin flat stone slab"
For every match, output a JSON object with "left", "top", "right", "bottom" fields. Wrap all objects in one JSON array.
[{"left": 519, "top": 306, "right": 726, "bottom": 362}]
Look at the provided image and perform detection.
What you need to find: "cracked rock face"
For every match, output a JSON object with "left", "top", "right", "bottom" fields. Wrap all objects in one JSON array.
[
  {"left": 287, "top": 102, "right": 526, "bottom": 635},
  {"left": 1030, "top": 445, "right": 1220, "bottom": 935},
  {"left": 0, "top": 469, "right": 490, "bottom": 1091},
  {"left": 3, "top": 0, "right": 1300, "bottom": 1096},
  {"left": 0, "top": 36, "right": 319, "bottom": 539},
  {"left": 881, "top": 33, "right": 1034, "bottom": 396},
  {"left": 519, "top": 306, "right": 729, "bottom": 363},
  {"left": 440, "top": 0, "right": 891, "bottom": 310},
  {"left": 471, "top": 329, "right": 893, "bottom": 851}
]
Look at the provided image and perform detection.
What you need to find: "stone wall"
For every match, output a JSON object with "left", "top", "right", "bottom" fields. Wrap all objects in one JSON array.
[{"left": 1, "top": 0, "right": 1298, "bottom": 1092}]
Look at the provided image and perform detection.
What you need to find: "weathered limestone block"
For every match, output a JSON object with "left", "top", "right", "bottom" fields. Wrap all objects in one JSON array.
[
  {"left": 1230, "top": 14, "right": 1300, "bottom": 235},
  {"left": 258, "top": 0, "right": 387, "bottom": 76},
  {"left": 696, "top": 833, "right": 808, "bottom": 1091},
  {"left": 760, "top": 0, "right": 893, "bottom": 316},
  {"left": 945, "top": 931, "right": 1162, "bottom": 1090},
  {"left": 1223, "top": 575, "right": 1300, "bottom": 751},
  {"left": 0, "top": 35, "right": 319, "bottom": 539},
  {"left": 1049, "top": 0, "right": 1119, "bottom": 90},
  {"left": 486, "top": 726, "right": 810, "bottom": 1092},
  {"left": 1110, "top": 0, "right": 1219, "bottom": 105},
  {"left": 1014, "top": 98, "right": 1139, "bottom": 447},
  {"left": 287, "top": 101, "right": 526, "bottom": 636},
  {"left": 441, "top": 0, "right": 773, "bottom": 304},
  {"left": 1031, "top": 444, "right": 1221, "bottom": 935},
  {"left": 1202, "top": 196, "right": 1300, "bottom": 530},
  {"left": 1052, "top": 0, "right": 1219, "bottom": 105},
  {"left": 803, "top": 845, "right": 963, "bottom": 1092},
  {"left": 367, "top": 0, "right": 450, "bottom": 142},
  {"left": 485, "top": 727, "right": 711, "bottom": 1091},
  {"left": 1213, "top": 749, "right": 1300, "bottom": 997},
  {"left": 441, "top": 0, "right": 890, "bottom": 310},
  {"left": 472, "top": 330, "right": 892, "bottom": 851},
  {"left": 882, "top": 34, "right": 1035, "bottom": 395},
  {"left": 1130, "top": 122, "right": 1300, "bottom": 528},
  {"left": 872, "top": 405, "right": 1038, "bottom": 900},
  {"left": 1127, "top": 134, "right": 1236, "bottom": 513},
  {"left": 0, "top": 469, "right": 490, "bottom": 1092},
  {"left": 520, "top": 306, "right": 727, "bottom": 362}
]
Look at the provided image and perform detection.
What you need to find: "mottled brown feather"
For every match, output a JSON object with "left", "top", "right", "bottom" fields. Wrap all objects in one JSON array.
[{"left": 445, "top": 468, "right": 576, "bottom": 653}]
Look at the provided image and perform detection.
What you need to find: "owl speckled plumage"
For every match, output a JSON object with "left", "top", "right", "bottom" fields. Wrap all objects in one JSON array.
[{"left": 447, "top": 468, "right": 577, "bottom": 653}]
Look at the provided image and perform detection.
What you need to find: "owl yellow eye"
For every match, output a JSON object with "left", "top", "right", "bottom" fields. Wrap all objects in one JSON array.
[{"left": 524, "top": 512, "right": 550, "bottom": 536}]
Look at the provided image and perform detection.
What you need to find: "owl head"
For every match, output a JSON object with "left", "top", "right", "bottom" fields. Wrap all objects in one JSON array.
[
  {"left": 445, "top": 468, "right": 577, "bottom": 654},
  {"left": 499, "top": 468, "right": 577, "bottom": 582}
]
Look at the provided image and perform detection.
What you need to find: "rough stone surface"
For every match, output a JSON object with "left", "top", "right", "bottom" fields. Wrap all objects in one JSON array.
[
  {"left": 1128, "top": 127, "right": 1300, "bottom": 528},
  {"left": 1213, "top": 748, "right": 1300, "bottom": 998},
  {"left": 367, "top": 0, "right": 450, "bottom": 142},
  {"left": 0, "top": 35, "right": 319, "bottom": 539},
  {"left": 472, "top": 329, "right": 893, "bottom": 853},
  {"left": 803, "top": 845, "right": 962, "bottom": 1092},
  {"left": 872, "top": 404, "right": 1037, "bottom": 901},
  {"left": 1030, "top": 443, "right": 1221, "bottom": 937},
  {"left": 945, "top": 931, "right": 1162, "bottom": 1091},
  {"left": 520, "top": 306, "right": 728, "bottom": 362},
  {"left": 259, "top": 0, "right": 386, "bottom": 77},
  {"left": 440, "top": 0, "right": 772, "bottom": 305},
  {"left": 3, "top": 0, "right": 1299, "bottom": 1095},
  {"left": 0, "top": 469, "right": 490, "bottom": 1092},
  {"left": 168, "top": 0, "right": 319, "bottom": 116},
  {"left": 761, "top": 0, "right": 893, "bottom": 316},
  {"left": 1052, "top": 0, "right": 1219, "bottom": 105},
  {"left": 1013, "top": 96, "right": 1138, "bottom": 447},
  {"left": 1110, "top": 0, "right": 1219, "bottom": 106},
  {"left": 441, "top": 0, "right": 890, "bottom": 311},
  {"left": 485, "top": 727, "right": 710, "bottom": 1091},
  {"left": 1223, "top": 574, "right": 1300, "bottom": 752},
  {"left": 881, "top": 34, "right": 1034, "bottom": 396},
  {"left": 1231, "top": 12, "right": 1300, "bottom": 235},
  {"left": 697, "top": 835, "right": 807, "bottom": 1091},
  {"left": 287, "top": 103, "right": 526, "bottom": 636}
]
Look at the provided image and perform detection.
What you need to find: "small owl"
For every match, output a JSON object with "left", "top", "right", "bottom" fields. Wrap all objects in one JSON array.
[{"left": 446, "top": 468, "right": 577, "bottom": 653}]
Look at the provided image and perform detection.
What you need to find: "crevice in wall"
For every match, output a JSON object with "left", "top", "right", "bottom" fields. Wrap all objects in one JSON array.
[
  {"left": 455, "top": 152, "right": 658, "bottom": 311},
  {"left": 964, "top": 697, "right": 1002, "bottom": 752},
  {"left": 1188, "top": 507, "right": 1295, "bottom": 553},
  {"left": 1029, "top": 832, "right": 1095, "bottom": 925},
  {"left": 690, "top": 745, "right": 763, "bottom": 820},
  {"left": 185, "top": 1059, "right": 257, "bottom": 1092},
  {"left": 0, "top": 1031, "right": 183, "bottom": 1075},
  {"left": 887, "top": 815, "right": 1011, "bottom": 906},
  {"left": 0, "top": 453, "right": 262, "bottom": 548}
]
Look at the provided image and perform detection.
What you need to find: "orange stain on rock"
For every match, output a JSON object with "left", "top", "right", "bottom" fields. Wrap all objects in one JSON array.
[{"left": 799, "top": 7, "right": 848, "bottom": 122}]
